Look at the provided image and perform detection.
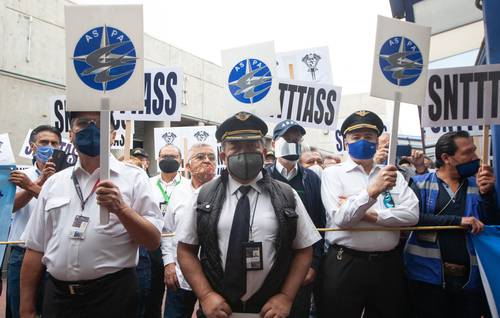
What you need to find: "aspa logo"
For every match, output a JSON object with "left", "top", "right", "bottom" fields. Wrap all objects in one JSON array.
[
  {"left": 73, "top": 25, "right": 137, "bottom": 92},
  {"left": 161, "top": 132, "right": 177, "bottom": 145},
  {"left": 228, "top": 59, "right": 272, "bottom": 104},
  {"left": 379, "top": 36, "right": 423, "bottom": 86},
  {"left": 194, "top": 131, "right": 209, "bottom": 142}
]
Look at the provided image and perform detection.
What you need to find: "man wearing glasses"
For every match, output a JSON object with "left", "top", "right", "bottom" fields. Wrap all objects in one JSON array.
[
  {"left": 20, "top": 111, "right": 163, "bottom": 318},
  {"left": 318, "top": 110, "right": 419, "bottom": 318}
]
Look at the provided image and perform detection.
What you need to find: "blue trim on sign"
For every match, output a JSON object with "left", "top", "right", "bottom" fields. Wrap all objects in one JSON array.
[{"left": 482, "top": 0, "right": 500, "bottom": 206}]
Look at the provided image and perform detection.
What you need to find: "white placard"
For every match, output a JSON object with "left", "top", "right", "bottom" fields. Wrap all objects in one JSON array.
[
  {"left": 153, "top": 126, "right": 220, "bottom": 173},
  {"left": 267, "top": 79, "right": 342, "bottom": 130},
  {"left": 370, "top": 15, "right": 431, "bottom": 105},
  {"left": 64, "top": 5, "right": 144, "bottom": 111},
  {"left": 424, "top": 125, "right": 486, "bottom": 144},
  {"left": 421, "top": 64, "right": 500, "bottom": 127},
  {"left": 276, "top": 46, "right": 333, "bottom": 84},
  {"left": 49, "top": 96, "right": 131, "bottom": 150},
  {"left": 221, "top": 42, "right": 281, "bottom": 117},
  {"left": 0, "top": 134, "right": 16, "bottom": 164},
  {"left": 18, "top": 130, "right": 77, "bottom": 165},
  {"left": 114, "top": 67, "right": 183, "bottom": 121}
]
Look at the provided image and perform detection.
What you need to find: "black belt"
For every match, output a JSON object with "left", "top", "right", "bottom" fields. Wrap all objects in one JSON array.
[
  {"left": 331, "top": 244, "right": 398, "bottom": 261},
  {"left": 49, "top": 268, "right": 132, "bottom": 296}
]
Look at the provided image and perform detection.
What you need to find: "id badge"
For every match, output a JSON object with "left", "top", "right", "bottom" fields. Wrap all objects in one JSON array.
[
  {"left": 69, "top": 215, "right": 90, "bottom": 240},
  {"left": 242, "top": 241, "right": 263, "bottom": 271},
  {"left": 159, "top": 202, "right": 168, "bottom": 216},
  {"left": 416, "top": 231, "right": 438, "bottom": 243}
]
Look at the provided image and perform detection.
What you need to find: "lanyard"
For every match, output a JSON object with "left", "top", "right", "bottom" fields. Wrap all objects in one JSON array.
[
  {"left": 156, "top": 176, "right": 181, "bottom": 205},
  {"left": 71, "top": 171, "right": 100, "bottom": 211}
]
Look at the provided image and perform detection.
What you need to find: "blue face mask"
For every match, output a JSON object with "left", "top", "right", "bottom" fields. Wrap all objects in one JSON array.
[
  {"left": 348, "top": 139, "right": 377, "bottom": 160},
  {"left": 75, "top": 122, "right": 100, "bottom": 157},
  {"left": 34, "top": 146, "right": 54, "bottom": 163},
  {"left": 455, "top": 159, "right": 480, "bottom": 178}
]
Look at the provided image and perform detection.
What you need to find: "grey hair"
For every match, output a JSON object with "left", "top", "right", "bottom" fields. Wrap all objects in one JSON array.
[{"left": 187, "top": 143, "right": 216, "bottom": 161}]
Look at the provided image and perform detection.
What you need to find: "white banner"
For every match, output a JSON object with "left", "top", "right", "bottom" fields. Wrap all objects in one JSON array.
[
  {"left": 221, "top": 42, "right": 280, "bottom": 117},
  {"left": 421, "top": 64, "right": 500, "bottom": 127},
  {"left": 114, "top": 67, "right": 183, "bottom": 121},
  {"left": 49, "top": 96, "right": 131, "bottom": 150},
  {"left": 267, "top": 80, "right": 342, "bottom": 130},
  {"left": 153, "top": 126, "right": 220, "bottom": 173},
  {"left": 64, "top": 5, "right": 144, "bottom": 111},
  {"left": 370, "top": 15, "right": 431, "bottom": 105},
  {"left": 0, "top": 133, "right": 16, "bottom": 164},
  {"left": 276, "top": 46, "right": 333, "bottom": 84}
]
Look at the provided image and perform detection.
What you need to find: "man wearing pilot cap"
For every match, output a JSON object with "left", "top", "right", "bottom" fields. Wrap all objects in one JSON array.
[
  {"left": 177, "top": 111, "right": 320, "bottom": 318},
  {"left": 318, "top": 110, "right": 419, "bottom": 318}
]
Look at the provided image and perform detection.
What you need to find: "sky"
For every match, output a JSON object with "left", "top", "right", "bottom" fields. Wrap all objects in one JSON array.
[{"left": 74, "top": 0, "right": 425, "bottom": 136}]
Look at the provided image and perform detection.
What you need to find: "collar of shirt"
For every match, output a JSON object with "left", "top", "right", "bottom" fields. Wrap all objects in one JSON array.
[
  {"left": 276, "top": 160, "right": 298, "bottom": 180},
  {"left": 159, "top": 173, "right": 182, "bottom": 187},
  {"left": 227, "top": 172, "right": 263, "bottom": 195},
  {"left": 343, "top": 157, "right": 381, "bottom": 175},
  {"left": 73, "top": 155, "right": 123, "bottom": 177}
]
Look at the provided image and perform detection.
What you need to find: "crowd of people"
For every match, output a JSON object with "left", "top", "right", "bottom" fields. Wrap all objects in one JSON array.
[{"left": 4, "top": 109, "right": 499, "bottom": 318}]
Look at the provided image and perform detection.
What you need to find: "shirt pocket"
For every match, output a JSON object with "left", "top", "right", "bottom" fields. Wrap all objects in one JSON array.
[{"left": 44, "top": 197, "right": 71, "bottom": 232}]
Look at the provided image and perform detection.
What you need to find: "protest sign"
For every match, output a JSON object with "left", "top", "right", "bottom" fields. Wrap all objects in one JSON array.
[
  {"left": 65, "top": 5, "right": 144, "bottom": 112},
  {"left": 267, "top": 80, "right": 341, "bottom": 130},
  {"left": 65, "top": 4, "right": 144, "bottom": 223},
  {"left": 0, "top": 165, "right": 16, "bottom": 262},
  {"left": 153, "top": 126, "right": 220, "bottom": 174},
  {"left": 113, "top": 67, "right": 183, "bottom": 121},
  {"left": 421, "top": 64, "right": 500, "bottom": 127},
  {"left": 371, "top": 15, "right": 431, "bottom": 105},
  {"left": 50, "top": 96, "right": 130, "bottom": 150},
  {"left": 221, "top": 42, "right": 280, "bottom": 117},
  {"left": 0, "top": 134, "right": 16, "bottom": 164},
  {"left": 371, "top": 15, "right": 430, "bottom": 165},
  {"left": 276, "top": 46, "right": 333, "bottom": 84},
  {"left": 471, "top": 226, "right": 500, "bottom": 318}
]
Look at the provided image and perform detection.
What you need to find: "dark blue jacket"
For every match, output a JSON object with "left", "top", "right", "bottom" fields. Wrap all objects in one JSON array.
[{"left": 266, "top": 163, "right": 326, "bottom": 271}]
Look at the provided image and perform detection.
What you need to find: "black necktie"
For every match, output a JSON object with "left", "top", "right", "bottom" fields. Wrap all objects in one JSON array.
[{"left": 224, "top": 185, "right": 251, "bottom": 302}]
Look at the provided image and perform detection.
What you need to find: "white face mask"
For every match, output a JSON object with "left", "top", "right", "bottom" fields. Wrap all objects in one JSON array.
[
  {"left": 308, "top": 164, "right": 323, "bottom": 177},
  {"left": 274, "top": 137, "right": 301, "bottom": 161}
]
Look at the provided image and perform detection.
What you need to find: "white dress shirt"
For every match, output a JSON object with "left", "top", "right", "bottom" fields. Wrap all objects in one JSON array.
[
  {"left": 275, "top": 160, "right": 298, "bottom": 181},
  {"left": 8, "top": 166, "right": 39, "bottom": 244},
  {"left": 151, "top": 173, "right": 192, "bottom": 291},
  {"left": 22, "top": 156, "right": 164, "bottom": 281},
  {"left": 321, "top": 158, "right": 419, "bottom": 252},
  {"left": 177, "top": 173, "right": 321, "bottom": 301}
]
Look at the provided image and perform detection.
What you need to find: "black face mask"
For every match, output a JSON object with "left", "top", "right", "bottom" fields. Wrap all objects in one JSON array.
[
  {"left": 159, "top": 157, "right": 180, "bottom": 173},
  {"left": 227, "top": 152, "right": 263, "bottom": 181}
]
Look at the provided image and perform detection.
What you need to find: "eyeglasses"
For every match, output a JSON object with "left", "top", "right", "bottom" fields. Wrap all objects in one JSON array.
[
  {"left": 191, "top": 152, "right": 216, "bottom": 162},
  {"left": 74, "top": 118, "right": 100, "bottom": 129}
]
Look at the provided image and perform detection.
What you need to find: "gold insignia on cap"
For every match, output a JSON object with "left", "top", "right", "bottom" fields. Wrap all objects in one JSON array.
[
  {"left": 356, "top": 110, "right": 369, "bottom": 117},
  {"left": 235, "top": 112, "right": 251, "bottom": 121}
]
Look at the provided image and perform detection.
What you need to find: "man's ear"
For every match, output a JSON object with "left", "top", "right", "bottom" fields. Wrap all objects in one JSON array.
[
  {"left": 219, "top": 151, "right": 227, "bottom": 164},
  {"left": 271, "top": 140, "right": 275, "bottom": 149},
  {"left": 30, "top": 142, "right": 37, "bottom": 154}
]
